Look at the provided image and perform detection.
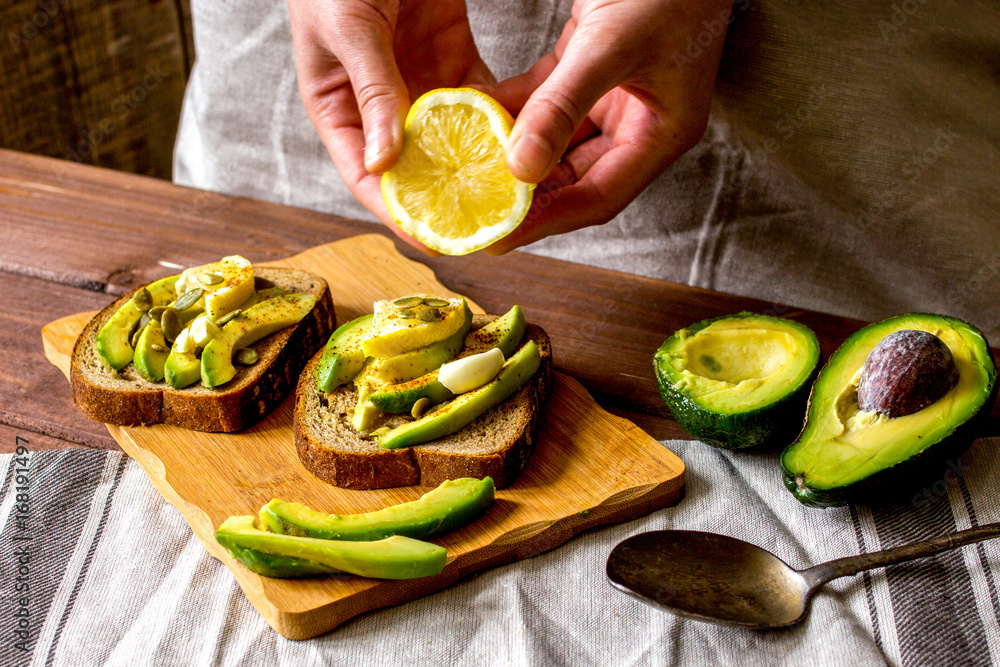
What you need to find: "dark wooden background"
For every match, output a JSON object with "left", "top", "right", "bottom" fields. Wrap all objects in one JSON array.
[{"left": 1, "top": 0, "right": 194, "bottom": 179}]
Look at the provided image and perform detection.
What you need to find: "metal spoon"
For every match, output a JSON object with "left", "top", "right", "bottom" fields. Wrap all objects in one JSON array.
[{"left": 606, "top": 524, "right": 1000, "bottom": 629}]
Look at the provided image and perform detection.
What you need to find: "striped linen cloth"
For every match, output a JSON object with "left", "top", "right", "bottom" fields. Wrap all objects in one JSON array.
[{"left": 2, "top": 438, "right": 998, "bottom": 666}]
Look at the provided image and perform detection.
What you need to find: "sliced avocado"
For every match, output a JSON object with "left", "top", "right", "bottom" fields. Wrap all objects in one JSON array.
[
  {"left": 368, "top": 373, "right": 455, "bottom": 414},
  {"left": 201, "top": 293, "right": 316, "bottom": 388},
  {"left": 363, "top": 296, "right": 471, "bottom": 358},
  {"left": 315, "top": 314, "right": 374, "bottom": 392},
  {"left": 460, "top": 305, "right": 526, "bottom": 359},
  {"left": 781, "top": 313, "right": 997, "bottom": 507},
  {"left": 259, "top": 477, "right": 494, "bottom": 540},
  {"left": 133, "top": 321, "right": 170, "bottom": 382},
  {"left": 164, "top": 326, "right": 201, "bottom": 389},
  {"left": 369, "top": 305, "right": 526, "bottom": 414},
  {"left": 653, "top": 312, "right": 821, "bottom": 450},
  {"left": 379, "top": 340, "right": 541, "bottom": 450},
  {"left": 215, "top": 515, "right": 447, "bottom": 580},
  {"left": 95, "top": 275, "right": 178, "bottom": 370},
  {"left": 366, "top": 318, "right": 471, "bottom": 385}
]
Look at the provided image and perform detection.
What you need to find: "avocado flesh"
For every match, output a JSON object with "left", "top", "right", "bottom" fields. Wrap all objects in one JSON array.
[
  {"left": 201, "top": 293, "right": 316, "bottom": 388},
  {"left": 133, "top": 321, "right": 170, "bottom": 382},
  {"left": 363, "top": 297, "right": 471, "bottom": 358},
  {"left": 259, "top": 477, "right": 495, "bottom": 540},
  {"left": 366, "top": 315, "right": 471, "bottom": 385},
  {"left": 369, "top": 306, "right": 527, "bottom": 414},
  {"left": 164, "top": 345, "right": 201, "bottom": 389},
  {"left": 95, "top": 275, "right": 178, "bottom": 370},
  {"left": 654, "top": 313, "right": 821, "bottom": 449},
  {"left": 781, "top": 314, "right": 997, "bottom": 504},
  {"left": 315, "top": 314, "right": 374, "bottom": 392},
  {"left": 215, "top": 516, "right": 447, "bottom": 580},
  {"left": 379, "top": 340, "right": 541, "bottom": 450}
]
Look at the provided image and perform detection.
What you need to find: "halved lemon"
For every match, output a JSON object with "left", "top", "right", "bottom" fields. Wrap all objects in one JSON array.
[{"left": 381, "top": 88, "right": 535, "bottom": 255}]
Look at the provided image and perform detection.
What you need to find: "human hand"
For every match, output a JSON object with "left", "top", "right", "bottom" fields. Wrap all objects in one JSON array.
[
  {"left": 287, "top": 0, "right": 494, "bottom": 251},
  {"left": 483, "top": 0, "right": 733, "bottom": 254}
]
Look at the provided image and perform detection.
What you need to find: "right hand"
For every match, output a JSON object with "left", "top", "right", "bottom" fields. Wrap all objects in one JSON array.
[{"left": 287, "top": 0, "right": 495, "bottom": 251}]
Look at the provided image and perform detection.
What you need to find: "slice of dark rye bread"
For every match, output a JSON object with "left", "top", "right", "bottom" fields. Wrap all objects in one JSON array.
[
  {"left": 294, "top": 316, "right": 552, "bottom": 489},
  {"left": 71, "top": 267, "right": 335, "bottom": 432}
]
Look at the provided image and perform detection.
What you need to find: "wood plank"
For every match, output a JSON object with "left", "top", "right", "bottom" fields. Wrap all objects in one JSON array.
[
  {"left": 2, "top": 150, "right": 997, "bottom": 439},
  {"left": 41, "top": 237, "right": 685, "bottom": 638},
  {"left": 0, "top": 272, "right": 118, "bottom": 449},
  {"left": 0, "top": 424, "right": 89, "bottom": 454}
]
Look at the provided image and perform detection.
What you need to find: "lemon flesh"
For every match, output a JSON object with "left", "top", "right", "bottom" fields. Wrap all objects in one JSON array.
[{"left": 382, "top": 89, "right": 534, "bottom": 255}]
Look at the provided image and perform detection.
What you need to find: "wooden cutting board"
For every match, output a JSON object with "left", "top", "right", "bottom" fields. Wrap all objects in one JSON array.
[{"left": 41, "top": 235, "right": 685, "bottom": 640}]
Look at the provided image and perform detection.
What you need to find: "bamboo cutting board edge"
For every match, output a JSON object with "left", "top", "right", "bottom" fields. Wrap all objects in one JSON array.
[{"left": 40, "top": 234, "right": 686, "bottom": 639}]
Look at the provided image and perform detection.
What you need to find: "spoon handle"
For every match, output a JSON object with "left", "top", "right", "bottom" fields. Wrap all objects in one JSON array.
[{"left": 802, "top": 521, "right": 1000, "bottom": 587}]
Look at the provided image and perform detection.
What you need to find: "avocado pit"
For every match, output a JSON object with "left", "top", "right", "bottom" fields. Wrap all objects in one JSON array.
[{"left": 857, "top": 329, "right": 959, "bottom": 418}]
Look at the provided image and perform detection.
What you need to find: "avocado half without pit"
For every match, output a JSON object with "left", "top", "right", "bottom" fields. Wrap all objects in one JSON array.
[
  {"left": 780, "top": 313, "right": 998, "bottom": 508},
  {"left": 653, "top": 312, "right": 821, "bottom": 450}
]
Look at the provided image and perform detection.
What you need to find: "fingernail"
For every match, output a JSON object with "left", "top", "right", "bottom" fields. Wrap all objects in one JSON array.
[
  {"left": 510, "top": 133, "right": 553, "bottom": 178},
  {"left": 364, "top": 126, "right": 392, "bottom": 169}
]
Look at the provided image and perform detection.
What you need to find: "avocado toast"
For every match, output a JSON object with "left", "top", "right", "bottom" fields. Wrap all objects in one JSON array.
[
  {"left": 294, "top": 298, "right": 552, "bottom": 489},
  {"left": 71, "top": 262, "right": 335, "bottom": 432}
]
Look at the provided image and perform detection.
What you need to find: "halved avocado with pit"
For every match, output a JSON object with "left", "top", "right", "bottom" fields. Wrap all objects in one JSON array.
[
  {"left": 780, "top": 313, "right": 997, "bottom": 507},
  {"left": 653, "top": 312, "right": 821, "bottom": 449}
]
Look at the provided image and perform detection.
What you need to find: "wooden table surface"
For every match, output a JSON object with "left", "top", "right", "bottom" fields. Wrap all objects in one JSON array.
[{"left": 2, "top": 148, "right": 997, "bottom": 453}]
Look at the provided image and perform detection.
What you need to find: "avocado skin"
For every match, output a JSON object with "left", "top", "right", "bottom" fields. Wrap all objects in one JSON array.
[
  {"left": 259, "top": 477, "right": 495, "bottom": 541},
  {"left": 653, "top": 312, "right": 821, "bottom": 450},
  {"left": 222, "top": 543, "right": 342, "bottom": 579},
  {"left": 780, "top": 315, "right": 997, "bottom": 508}
]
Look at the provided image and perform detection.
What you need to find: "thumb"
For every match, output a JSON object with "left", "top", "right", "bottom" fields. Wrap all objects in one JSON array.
[
  {"left": 506, "top": 41, "right": 620, "bottom": 183},
  {"left": 333, "top": 8, "right": 409, "bottom": 173}
]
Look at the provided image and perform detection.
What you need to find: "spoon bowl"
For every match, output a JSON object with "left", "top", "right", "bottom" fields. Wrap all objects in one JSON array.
[{"left": 607, "top": 523, "right": 1000, "bottom": 629}]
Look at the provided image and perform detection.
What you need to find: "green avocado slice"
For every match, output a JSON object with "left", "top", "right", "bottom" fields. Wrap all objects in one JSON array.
[
  {"left": 369, "top": 305, "right": 527, "bottom": 414},
  {"left": 653, "top": 312, "right": 821, "bottom": 450},
  {"left": 378, "top": 340, "right": 541, "bottom": 450},
  {"left": 133, "top": 321, "right": 170, "bottom": 382},
  {"left": 780, "top": 313, "right": 997, "bottom": 507},
  {"left": 215, "top": 516, "right": 447, "bottom": 580},
  {"left": 95, "top": 275, "right": 178, "bottom": 370},
  {"left": 201, "top": 293, "right": 316, "bottom": 388},
  {"left": 315, "top": 313, "right": 374, "bottom": 392},
  {"left": 258, "top": 477, "right": 494, "bottom": 541}
]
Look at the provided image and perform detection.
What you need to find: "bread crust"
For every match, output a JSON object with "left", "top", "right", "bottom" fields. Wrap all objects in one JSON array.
[
  {"left": 294, "top": 319, "right": 551, "bottom": 489},
  {"left": 70, "top": 267, "right": 335, "bottom": 432}
]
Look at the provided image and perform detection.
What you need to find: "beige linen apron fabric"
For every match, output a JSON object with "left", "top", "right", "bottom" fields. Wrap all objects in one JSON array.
[{"left": 173, "top": 0, "right": 1000, "bottom": 341}]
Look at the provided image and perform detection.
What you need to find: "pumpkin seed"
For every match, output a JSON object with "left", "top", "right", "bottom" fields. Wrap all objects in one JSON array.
[
  {"left": 397, "top": 308, "right": 416, "bottom": 319},
  {"left": 254, "top": 276, "right": 275, "bottom": 290},
  {"left": 148, "top": 305, "right": 166, "bottom": 319},
  {"left": 173, "top": 287, "right": 204, "bottom": 312},
  {"left": 235, "top": 348, "right": 258, "bottom": 365},
  {"left": 411, "top": 397, "right": 433, "bottom": 419},
  {"left": 197, "top": 272, "right": 224, "bottom": 286},
  {"left": 417, "top": 307, "right": 440, "bottom": 322},
  {"left": 160, "top": 308, "right": 183, "bottom": 342},
  {"left": 423, "top": 297, "right": 450, "bottom": 308},
  {"left": 132, "top": 288, "right": 153, "bottom": 311},
  {"left": 150, "top": 343, "right": 167, "bottom": 352},
  {"left": 392, "top": 296, "right": 424, "bottom": 309},
  {"left": 215, "top": 309, "right": 241, "bottom": 327},
  {"left": 130, "top": 326, "right": 144, "bottom": 349}
]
